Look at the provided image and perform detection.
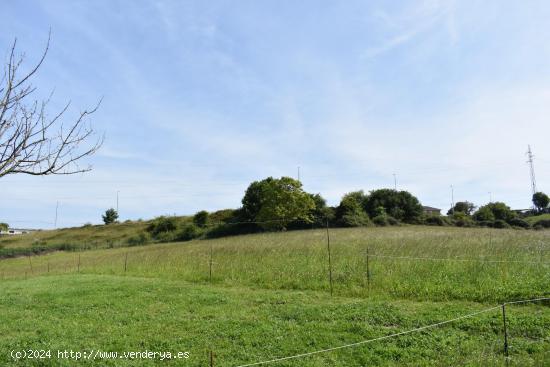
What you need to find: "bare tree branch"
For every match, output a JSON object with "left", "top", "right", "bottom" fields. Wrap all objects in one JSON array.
[{"left": 0, "top": 33, "right": 103, "bottom": 178}]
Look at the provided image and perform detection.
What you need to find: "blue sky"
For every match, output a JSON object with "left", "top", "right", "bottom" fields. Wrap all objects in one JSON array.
[{"left": 2, "top": 0, "right": 550, "bottom": 228}]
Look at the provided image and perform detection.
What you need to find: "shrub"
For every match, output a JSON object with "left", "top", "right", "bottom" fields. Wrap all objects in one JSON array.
[
  {"left": 508, "top": 218, "right": 530, "bottom": 229},
  {"left": 153, "top": 231, "right": 177, "bottom": 242},
  {"left": 147, "top": 216, "right": 178, "bottom": 236},
  {"left": 492, "top": 219, "right": 510, "bottom": 229},
  {"left": 127, "top": 231, "right": 151, "bottom": 246},
  {"left": 476, "top": 220, "right": 494, "bottom": 228},
  {"left": 176, "top": 224, "right": 202, "bottom": 241},
  {"left": 340, "top": 212, "right": 371, "bottom": 227},
  {"left": 335, "top": 191, "right": 367, "bottom": 226},
  {"left": 209, "top": 209, "right": 238, "bottom": 223},
  {"left": 372, "top": 215, "right": 388, "bottom": 226},
  {"left": 532, "top": 219, "right": 550, "bottom": 228},
  {"left": 424, "top": 216, "right": 447, "bottom": 226},
  {"left": 193, "top": 211, "right": 209, "bottom": 228},
  {"left": 450, "top": 212, "right": 475, "bottom": 227},
  {"left": 387, "top": 216, "right": 400, "bottom": 226}
]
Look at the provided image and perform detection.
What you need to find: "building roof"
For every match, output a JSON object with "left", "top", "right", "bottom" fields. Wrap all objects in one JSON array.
[{"left": 422, "top": 206, "right": 441, "bottom": 211}]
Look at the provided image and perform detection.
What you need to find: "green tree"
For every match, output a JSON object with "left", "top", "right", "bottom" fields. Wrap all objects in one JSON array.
[
  {"left": 472, "top": 206, "right": 495, "bottom": 222},
  {"left": 532, "top": 192, "right": 550, "bottom": 213},
  {"left": 307, "top": 193, "right": 334, "bottom": 227},
  {"left": 102, "top": 208, "right": 119, "bottom": 225},
  {"left": 241, "top": 177, "right": 315, "bottom": 230},
  {"left": 193, "top": 210, "right": 209, "bottom": 228},
  {"left": 0, "top": 222, "right": 8, "bottom": 231},
  {"left": 447, "top": 201, "right": 476, "bottom": 215},
  {"left": 473, "top": 202, "right": 516, "bottom": 223},
  {"left": 335, "top": 191, "right": 370, "bottom": 227},
  {"left": 363, "top": 189, "right": 423, "bottom": 223}
]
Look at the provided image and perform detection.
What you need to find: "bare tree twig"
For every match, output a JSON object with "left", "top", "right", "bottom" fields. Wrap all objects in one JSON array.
[{"left": 0, "top": 32, "right": 103, "bottom": 177}]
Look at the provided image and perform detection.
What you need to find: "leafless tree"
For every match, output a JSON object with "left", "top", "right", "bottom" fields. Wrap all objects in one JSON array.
[{"left": 0, "top": 33, "right": 103, "bottom": 178}]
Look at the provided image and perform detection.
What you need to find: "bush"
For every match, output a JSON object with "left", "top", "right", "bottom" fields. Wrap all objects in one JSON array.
[
  {"left": 193, "top": 211, "right": 209, "bottom": 228},
  {"left": 492, "top": 219, "right": 510, "bottom": 229},
  {"left": 176, "top": 224, "right": 202, "bottom": 241},
  {"left": 209, "top": 209, "right": 238, "bottom": 223},
  {"left": 340, "top": 212, "right": 371, "bottom": 227},
  {"left": 335, "top": 191, "right": 368, "bottom": 227},
  {"left": 127, "top": 231, "right": 151, "bottom": 246},
  {"left": 147, "top": 216, "right": 178, "bottom": 236},
  {"left": 387, "top": 216, "right": 400, "bottom": 226},
  {"left": 372, "top": 215, "right": 388, "bottom": 226},
  {"left": 508, "top": 218, "right": 530, "bottom": 229},
  {"left": 424, "top": 216, "right": 448, "bottom": 226},
  {"left": 532, "top": 219, "right": 550, "bottom": 228},
  {"left": 477, "top": 220, "right": 494, "bottom": 228},
  {"left": 450, "top": 212, "right": 475, "bottom": 227}
]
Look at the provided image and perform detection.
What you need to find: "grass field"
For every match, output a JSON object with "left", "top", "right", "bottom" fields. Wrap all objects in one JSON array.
[{"left": 0, "top": 226, "right": 549, "bottom": 365}]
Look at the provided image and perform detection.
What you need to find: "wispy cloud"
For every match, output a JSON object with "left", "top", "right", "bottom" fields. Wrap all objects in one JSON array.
[{"left": 1, "top": 0, "right": 550, "bottom": 227}]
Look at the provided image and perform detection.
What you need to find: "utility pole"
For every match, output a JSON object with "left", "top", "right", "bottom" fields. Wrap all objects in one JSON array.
[
  {"left": 297, "top": 166, "right": 300, "bottom": 182},
  {"left": 54, "top": 201, "right": 59, "bottom": 229},
  {"left": 488, "top": 191, "right": 492, "bottom": 203},
  {"left": 450, "top": 185, "right": 455, "bottom": 214},
  {"left": 527, "top": 145, "right": 537, "bottom": 198},
  {"left": 116, "top": 191, "right": 120, "bottom": 213},
  {"left": 393, "top": 173, "right": 397, "bottom": 190}
]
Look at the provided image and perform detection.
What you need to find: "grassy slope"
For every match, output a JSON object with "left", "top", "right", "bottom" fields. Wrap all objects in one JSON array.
[
  {"left": 0, "top": 227, "right": 549, "bottom": 366},
  {"left": 525, "top": 214, "right": 550, "bottom": 225},
  {"left": 0, "top": 221, "right": 150, "bottom": 251}
]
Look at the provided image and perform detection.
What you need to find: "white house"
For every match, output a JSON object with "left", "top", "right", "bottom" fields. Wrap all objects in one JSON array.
[{"left": 0, "top": 228, "right": 33, "bottom": 236}]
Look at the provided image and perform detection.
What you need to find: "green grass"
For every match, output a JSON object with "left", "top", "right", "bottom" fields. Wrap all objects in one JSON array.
[
  {"left": 0, "top": 226, "right": 549, "bottom": 365},
  {"left": 525, "top": 214, "right": 550, "bottom": 225},
  {"left": 0, "top": 275, "right": 548, "bottom": 366},
  {"left": 1, "top": 226, "right": 549, "bottom": 302}
]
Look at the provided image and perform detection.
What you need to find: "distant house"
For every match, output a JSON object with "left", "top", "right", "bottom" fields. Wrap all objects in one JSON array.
[
  {"left": 0, "top": 228, "right": 33, "bottom": 236},
  {"left": 422, "top": 206, "right": 441, "bottom": 216}
]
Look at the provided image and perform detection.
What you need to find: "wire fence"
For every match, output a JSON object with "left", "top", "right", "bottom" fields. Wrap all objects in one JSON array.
[{"left": 233, "top": 297, "right": 550, "bottom": 367}]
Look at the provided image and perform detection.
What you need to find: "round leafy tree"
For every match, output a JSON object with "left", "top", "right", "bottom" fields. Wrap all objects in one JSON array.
[
  {"left": 102, "top": 208, "right": 119, "bottom": 225},
  {"left": 241, "top": 177, "right": 315, "bottom": 230}
]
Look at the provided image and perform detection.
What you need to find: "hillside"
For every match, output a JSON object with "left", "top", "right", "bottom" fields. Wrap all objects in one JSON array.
[
  {"left": 0, "top": 217, "right": 189, "bottom": 257},
  {"left": 525, "top": 213, "right": 550, "bottom": 225}
]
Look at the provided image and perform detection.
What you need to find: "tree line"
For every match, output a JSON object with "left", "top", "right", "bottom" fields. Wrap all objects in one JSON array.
[{"left": 99, "top": 177, "right": 550, "bottom": 245}]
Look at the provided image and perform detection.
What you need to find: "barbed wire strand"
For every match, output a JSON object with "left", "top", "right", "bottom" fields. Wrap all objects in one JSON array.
[{"left": 234, "top": 296, "right": 550, "bottom": 367}]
